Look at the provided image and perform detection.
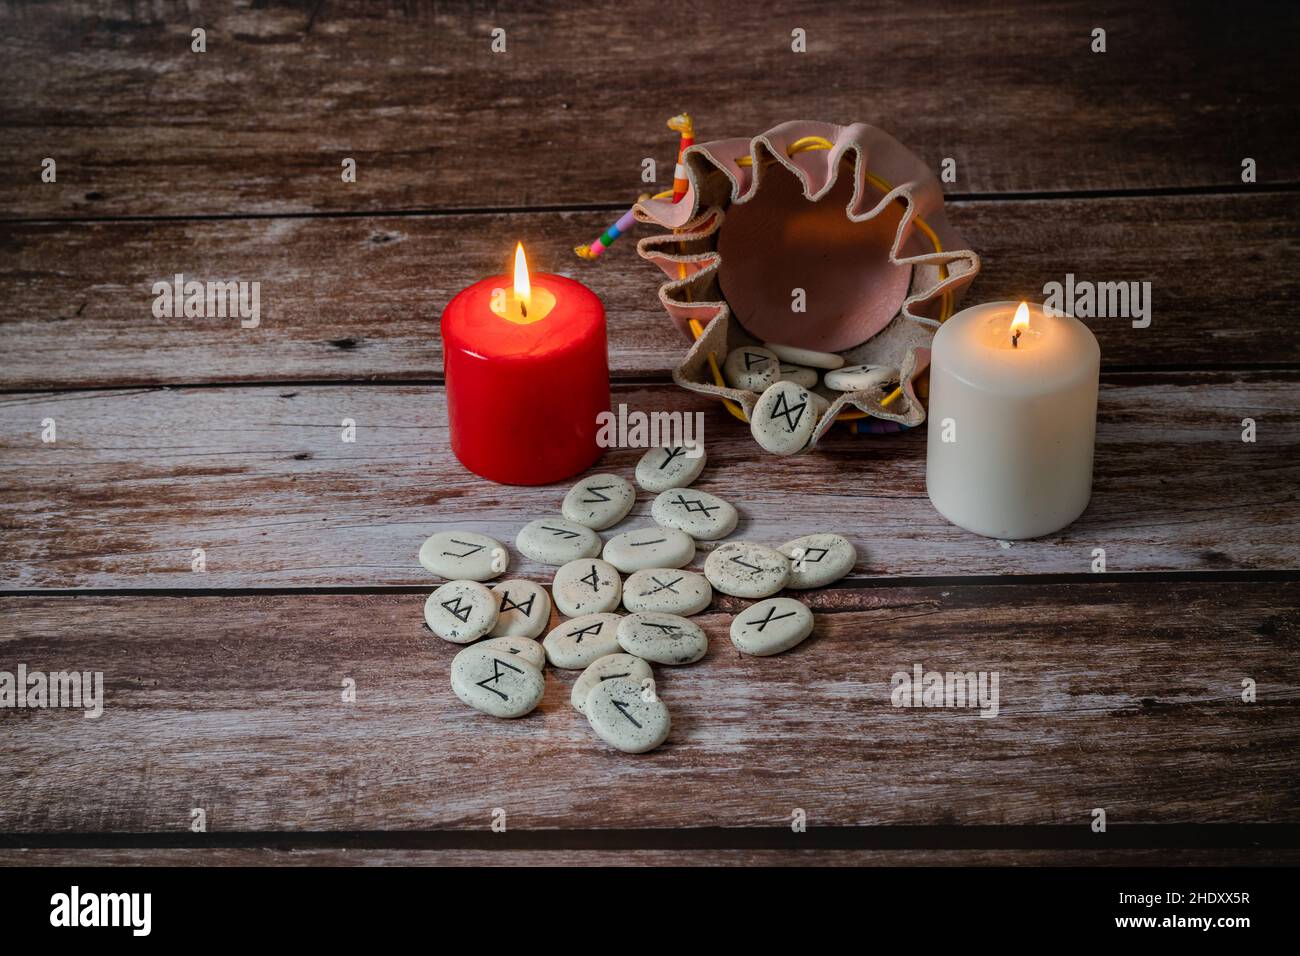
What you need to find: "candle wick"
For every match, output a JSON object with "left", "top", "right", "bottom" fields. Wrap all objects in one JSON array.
[
  {"left": 520, "top": 301, "right": 528, "bottom": 319},
  {"left": 1011, "top": 329, "right": 1021, "bottom": 348}
]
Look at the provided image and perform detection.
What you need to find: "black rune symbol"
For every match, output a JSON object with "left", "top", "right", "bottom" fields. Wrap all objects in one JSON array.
[
  {"left": 629, "top": 536, "right": 667, "bottom": 547},
  {"left": 658, "top": 447, "right": 687, "bottom": 470},
  {"left": 611, "top": 698, "right": 643, "bottom": 728},
  {"left": 802, "top": 547, "right": 829, "bottom": 564},
  {"left": 499, "top": 590, "right": 535, "bottom": 616},
  {"left": 643, "top": 621, "right": 682, "bottom": 636},
  {"left": 542, "top": 525, "right": 580, "bottom": 539},
  {"left": 567, "top": 620, "right": 605, "bottom": 643},
  {"left": 746, "top": 606, "right": 797, "bottom": 632},
  {"left": 580, "top": 565, "right": 602, "bottom": 592},
  {"left": 671, "top": 493, "right": 719, "bottom": 517},
  {"left": 441, "top": 596, "right": 473, "bottom": 623},
  {"left": 744, "top": 351, "right": 771, "bottom": 370},
  {"left": 581, "top": 484, "right": 615, "bottom": 504},
  {"left": 769, "top": 391, "right": 807, "bottom": 432},
  {"left": 475, "top": 656, "right": 524, "bottom": 701},
  {"left": 645, "top": 575, "right": 682, "bottom": 595},
  {"left": 442, "top": 538, "right": 485, "bottom": 558},
  {"left": 729, "top": 554, "right": 762, "bottom": 572}
]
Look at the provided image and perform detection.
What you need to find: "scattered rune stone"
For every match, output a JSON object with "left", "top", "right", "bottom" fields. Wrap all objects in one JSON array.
[
  {"left": 703, "top": 541, "right": 791, "bottom": 598},
  {"left": 650, "top": 487, "right": 739, "bottom": 541},
  {"left": 570, "top": 653, "right": 654, "bottom": 714},
  {"left": 823, "top": 364, "right": 899, "bottom": 392},
  {"left": 488, "top": 579, "right": 552, "bottom": 639},
  {"left": 634, "top": 444, "right": 706, "bottom": 493},
  {"left": 730, "top": 597, "right": 814, "bottom": 657},
  {"left": 552, "top": 558, "right": 623, "bottom": 617},
  {"left": 516, "top": 517, "right": 601, "bottom": 566},
  {"left": 477, "top": 636, "right": 547, "bottom": 671},
  {"left": 621, "top": 567, "right": 713, "bottom": 616},
  {"left": 617, "top": 612, "right": 708, "bottom": 665},
  {"left": 418, "top": 530, "right": 507, "bottom": 581},
  {"left": 602, "top": 526, "right": 696, "bottom": 573},
  {"left": 751, "top": 380, "right": 818, "bottom": 455},
  {"left": 542, "top": 612, "right": 624, "bottom": 669},
  {"left": 584, "top": 676, "right": 671, "bottom": 753},
  {"left": 778, "top": 533, "right": 857, "bottom": 589},
  {"left": 450, "top": 643, "right": 545, "bottom": 718},
  {"left": 424, "top": 580, "right": 498, "bottom": 644},
  {"left": 561, "top": 473, "right": 636, "bottom": 530},
  {"left": 762, "top": 341, "right": 846, "bottom": 370},
  {"left": 777, "top": 362, "right": 819, "bottom": 388},
  {"left": 723, "top": 345, "right": 780, "bottom": 392}
]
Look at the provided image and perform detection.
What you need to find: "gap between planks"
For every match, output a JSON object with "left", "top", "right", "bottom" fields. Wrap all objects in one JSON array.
[
  {"left": 1, "top": 569, "right": 1297, "bottom": 600},
  {"left": 2, "top": 367, "right": 1297, "bottom": 398},
  {"left": 2, "top": 825, "right": 1298, "bottom": 853},
  {"left": 2, "top": 182, "right": 1298, "bottom": 227}
]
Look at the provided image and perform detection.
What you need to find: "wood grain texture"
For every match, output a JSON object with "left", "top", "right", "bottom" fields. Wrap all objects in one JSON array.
[
  {"left": 2, "top": 192, "right": 1297, "bottom": 390},
  {"left": 3, "top": 848, "right": 1297, "bottom": 867},
  {"left": 0, "top": 376, "right": 1295, "bottom": 589},
  {"left": 1, "top": 1, "right": 1296, "bottom": 218},
  {"left": 0, "top": 582, "right": 1295, "bottom": 831}
]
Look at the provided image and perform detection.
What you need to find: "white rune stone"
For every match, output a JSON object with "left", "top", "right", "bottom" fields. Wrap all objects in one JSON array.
[
  {"left": 488, "top": 579, "right": 552, "bottom": 639},
  {"left": 570, "top": 653, "right": 654, "bottom": 714},
  {"left": 750, "top": 380, "right": 818, "bottom": 455},
  {"left": 602, "top": 527, "right": 696, "bottom": 573},
  {"left": 542, "top": 612, "right": 624, "bottom": 669},
  {"left": 634, "top": 445, "right": 707, "bottom": 493},
  {"left": 476, "top": 636, "right": 547, "bottom": 671},
  {"left": 617, "top": 612, "right": 708, "bottom": 665},
  {"left": 561, "top": 473, "right": 636, "bottom": 530},
  {"left": 703, "top": 541, "right": 791, "bottom": 598},
  {"left": 450, "top": 643, "right": 546, "bottom": 718},
  {"left": 763, "top": 341, "right": 846, "bottom": 370},
  {"left": 729, "top": 597, "right": 815, "bottom": 656},
  {"left": 777, "top": 363, "right": 820, "bottom": 388},
  {"left": 418, "top": 530, "right": 507, "bottom": 581},
  {"left": 584, "top": 676, "right": 671, "bottom": 753},
  {"left": 823, "top": 364, "right": 899, "bottom": 392},
  {"left": 778, "top": 533, "right": 857, "bottom": 589},
  {"left": 516, "top": 517, "right": 601, "bottom": 565},
  {"left": 723, "top": 345, "right": 781, "bottom": 392},
  {"left": 622, "top": 568, "right": 713, "bottom": 616},
  {"left": 424, "top": 580, "right": 499, "bottom": 644},
  {"left": 551, "top": 558, "right": 623, "bottom": 617},
  {"left": 650, "top": 488, "right": 738, "bottom": 540}
]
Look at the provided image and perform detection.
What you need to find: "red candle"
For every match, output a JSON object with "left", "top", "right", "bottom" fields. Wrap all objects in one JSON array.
[{"left": 441, "top": 244, "right": 609, "bottom": 485}]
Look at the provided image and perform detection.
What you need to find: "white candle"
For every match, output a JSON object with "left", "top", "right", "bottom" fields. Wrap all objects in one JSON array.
[{"left": 926, "top": 300, "right": 1100, "bottom": 539}]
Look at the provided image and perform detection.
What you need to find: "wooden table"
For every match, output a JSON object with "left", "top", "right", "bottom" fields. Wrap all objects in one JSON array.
[{"left": 1, "top": 1, "right": 1297, "bottom": 866}]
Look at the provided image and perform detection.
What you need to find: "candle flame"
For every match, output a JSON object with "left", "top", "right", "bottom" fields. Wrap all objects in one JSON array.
[
  {"left": 493, "top": 242, "right": 554, "bottom": 324},
  {"left": 1011, "top": 301, "right": 1031, "bottom": 333},
  {"left": 1009, "top": 301, "right": 1030, "bottom": 348},
  {"left": 513, "top": 242, "right": 531, "bottom": 314}
]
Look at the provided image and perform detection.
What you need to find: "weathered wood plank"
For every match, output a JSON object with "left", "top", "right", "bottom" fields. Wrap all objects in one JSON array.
[
  {"left": 1, "top": 1, "right": 1295, "bottom": 218},
  {"left": 2, "top": 848, "right": 1296, "bottom": 867},
  {"left": 0, "top": 376, "right": 1294, "bottom": 588},
  {"left": 2, "top": 192, "right": 1296, "bottom": 390},
  {"left": 0, "top": 581, "right": 1295, "bottom": 831}
]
